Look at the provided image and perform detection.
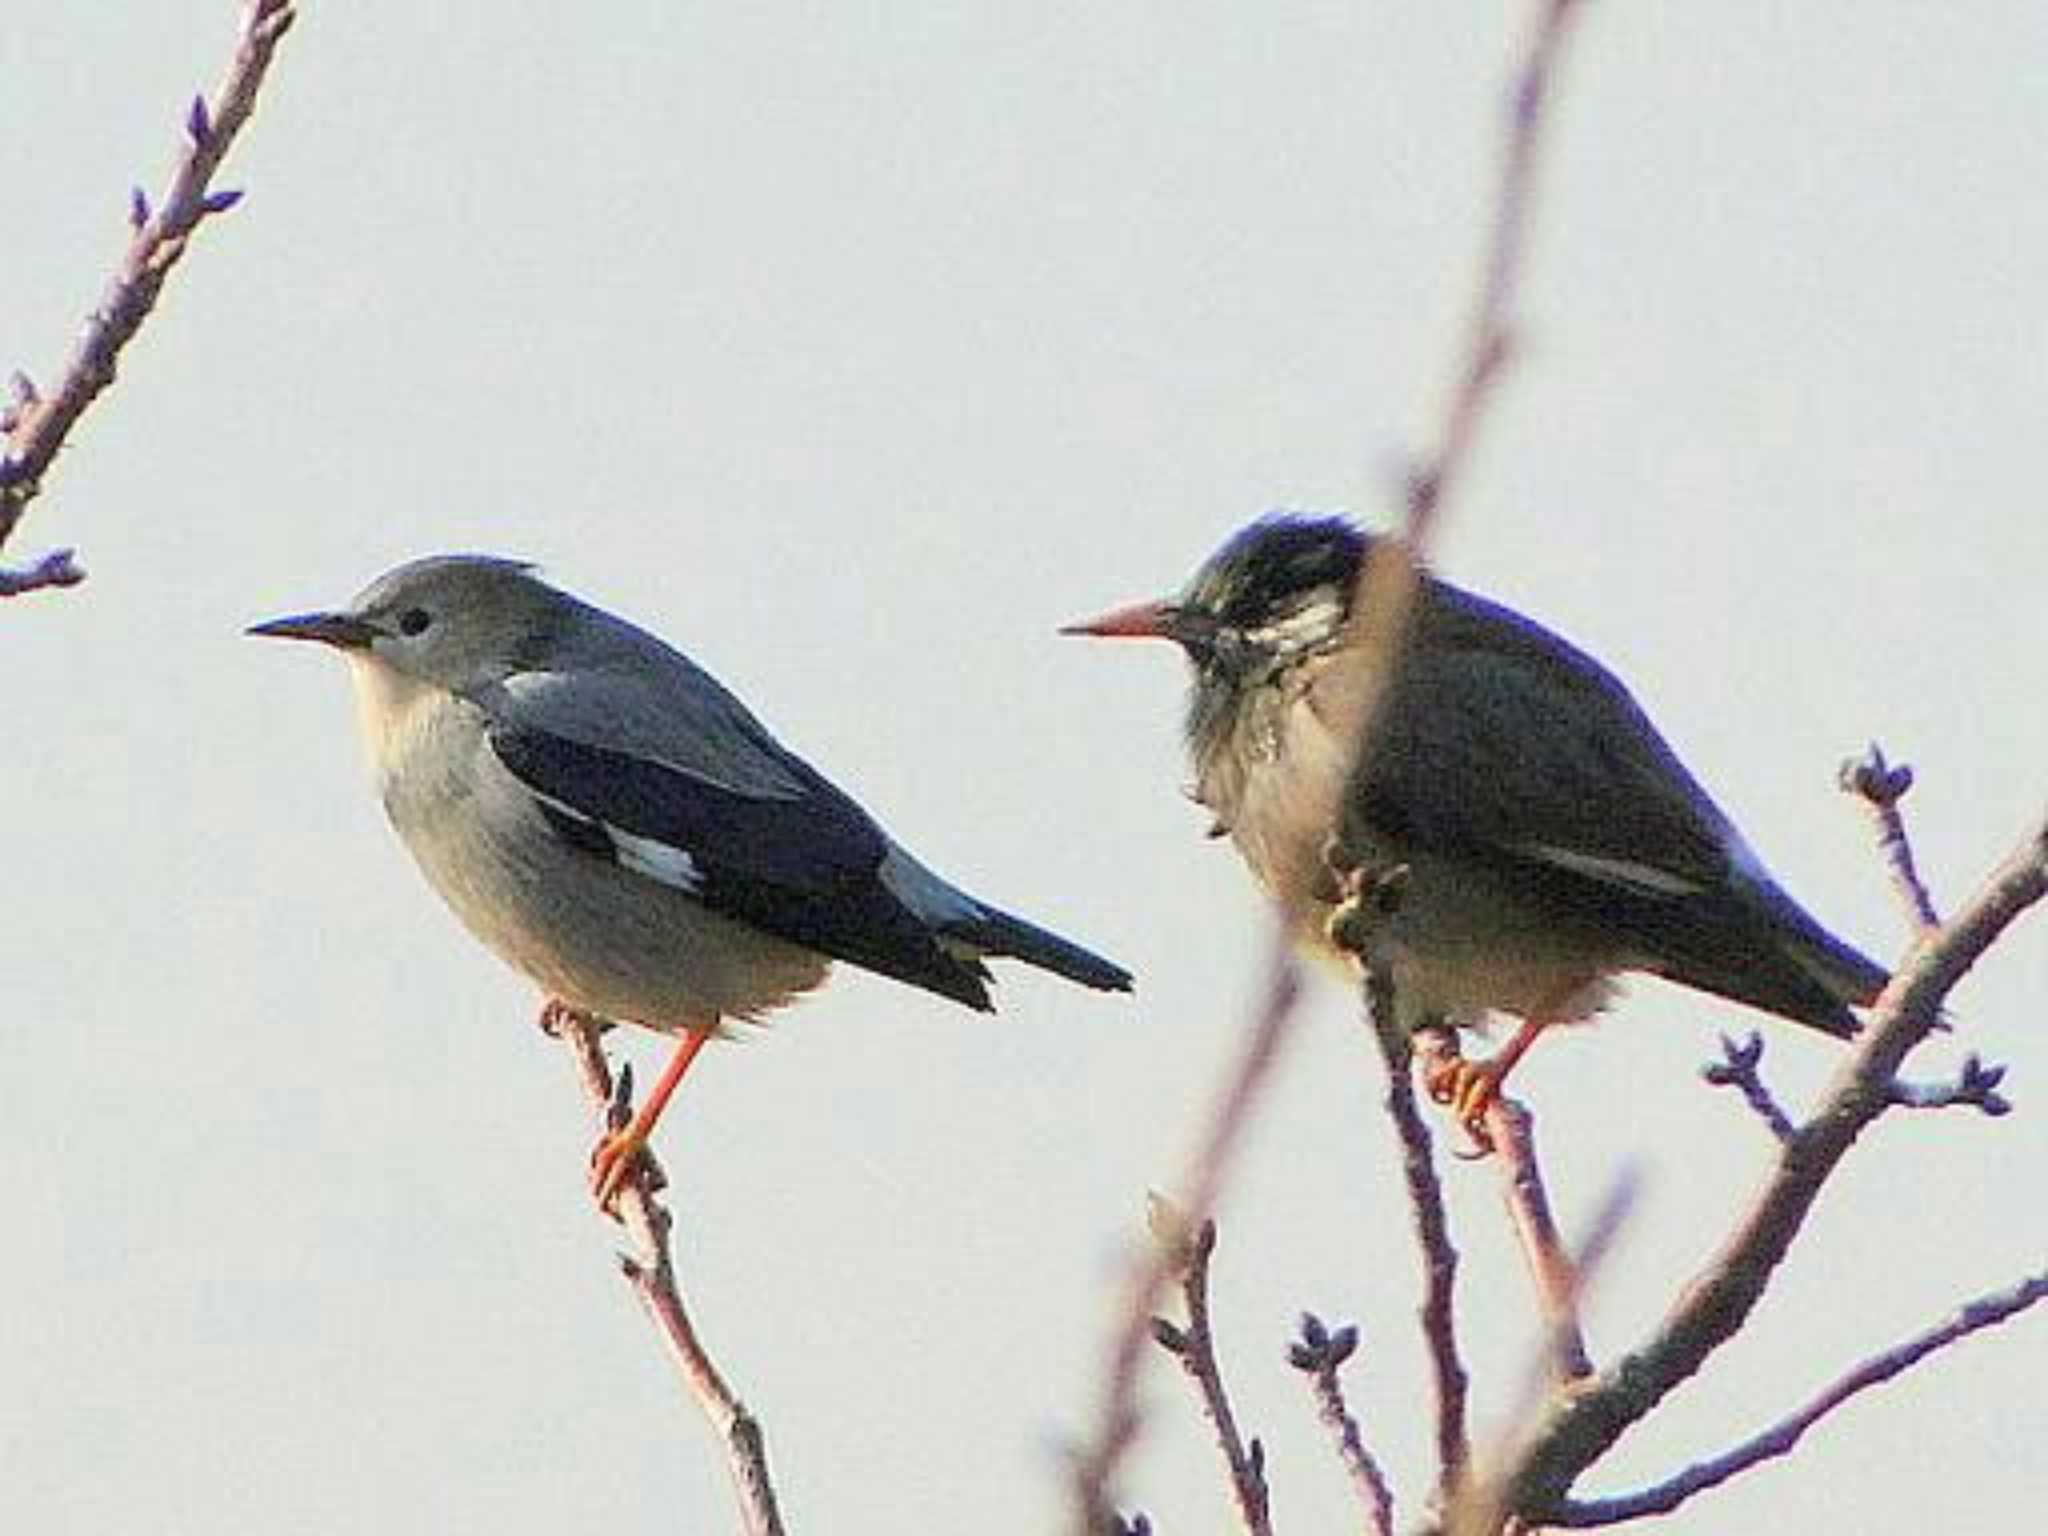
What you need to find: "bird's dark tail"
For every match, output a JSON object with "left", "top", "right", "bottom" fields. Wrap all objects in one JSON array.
[
  {"left": 944, "top": 903, "right": 1135, "bottom": 994},
  {"left": 1654, "top": 880, "right": 1888, "bottom": 1039}
]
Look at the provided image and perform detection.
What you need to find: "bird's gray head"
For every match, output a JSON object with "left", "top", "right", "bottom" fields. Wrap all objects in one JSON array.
[
  {"left": 1062, "top": 514, "right": 1369, "bottom": 756},
  {"left": 247, "top": 554, "right": 578, "bottom": 691}
]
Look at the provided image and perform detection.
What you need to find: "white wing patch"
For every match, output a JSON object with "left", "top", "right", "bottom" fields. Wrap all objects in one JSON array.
[
  {"left": 526, "top": 785, "right": 704, "bottom": 893},
  {"left": 1522, "top": 843, "right": 1705, "bottom": 897},
  {"left": 610, "top": 827, "right": 705, "bottom": 893}
]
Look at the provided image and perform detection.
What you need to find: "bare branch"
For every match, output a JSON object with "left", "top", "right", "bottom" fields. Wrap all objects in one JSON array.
[
  {"left": 0, "top": 547, "right": 85, "bottom": 599},
  {"left": 1403, "top": 0, "right": 1585, "bottom": 541},
  {"left": 544, "top": 1005, "right": 787, "bottom": 1536},
  {"left": 1405, "top": 1028, "right": 1594, "bottom": 1385},
  {"left": 1496, "top": 813, "right": 2048, "bottom": 1523},
  {"left": 1, "top": 0, "right": 299, "bottom": 573},
  {"left": 1888, "top": 1052, "right": 2011, "bottom": 1118},
  {"left": 1071, "top": 943, "right": 1304, "bottom": 1531},
  {"left": 1289, "top": 1313, "right": 1396, "bottom": 1536},
  {"left": 1149, "top": 1216, "right": 1272, "bottom": 1535},
  {"left": 1488, "top": 1097, "right": 1593, "bottom": 1384},
  {"left": 1545, "top": 1266, "right": 2048, "bottom": 1527},
  {"left": 1700, "top": 1031, "right": 1797, "bottom": 1145},
  {"left": 1839, "top": 743, "right": 1941, "bottom": 931},
  {"left": 1368, "top": 1004, "right": 1471, "bottom": 1488}
]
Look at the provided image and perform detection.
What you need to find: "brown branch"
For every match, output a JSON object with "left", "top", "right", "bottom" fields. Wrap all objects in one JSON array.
[
  {"left": 1407, "top": 1029, "right": 1593, "bottom": 1385},
  {"left": 1544, "top": 1266, "right": 2048, "bottom": 1527},
  {"left": 0, "top": 0, "right": 298, "bottom": 575},
  {"left": 1839, "top": 743, "right": 1941, "bottom": 931},
  {"left": 1888, "top": 1052, "right": 2011, "bottom": 1118},
  {"left": 0, "top": 546, "right": 84, "bottom": 598},
  {"left": 1368, "top": 999, "right": 1471, "bottom": 1489},
  {"left": 1148, "top": 1216, "right": 1272, "bottom": 1536},
  {"left": 544, "top": 1005, "right": 788, "bottom": 1536},
  {"left": 1494, "top": 813, "right": 2048, "bottom": 1524},
  {"left": 1289, "top": 1314, "right": 1396, "bottom": 1536},
  {"left": 1403, "top": 0, "right": 1585, "bottom": 542},
  {"left": 1700, "top": 1031, "right": 1797, "bottom": 1145},
  {"left": 1488, "top": 1098, "right": 1594, "bottom": 1383},
  {"left": 1071, "top": 943, "right": 1304, "bottom": 1532}
]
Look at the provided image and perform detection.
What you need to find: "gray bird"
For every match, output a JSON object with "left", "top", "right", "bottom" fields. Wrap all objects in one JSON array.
[
  {"left": 1065, "top": 514, "right": 1885, "bottom": 1124},
  {"left": 251, "top": 555, "right": 1131, "bottom": 1204}
]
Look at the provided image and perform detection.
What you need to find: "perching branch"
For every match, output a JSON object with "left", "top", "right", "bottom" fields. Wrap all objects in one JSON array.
[
  {"left": 1363, "top": 982, "right": 1471, "bottom": 1490},
  {"left": 1404, "top": 1026, "right": 1597, "bottom": 1390},
  {"left": 1543, "top": 1266, "right": 2048, "bottom": 1527},
  {"left": 1, "top": 0, "right": 298, "bottom": 586},
  {"left": 1147, "top": 1215, "right": 1272, "bottom": 1536},
  {"left": 1494, "top": 812, "right": 2048, "bottom": 1524},
  {"left": 1480, "top": 1088, "right": 1594, "bottom": 1384},
  {"left": 544, "top": 1005, "right": 788, "bottom": 1536},
  {"left": 1289, "top": 1313, "right": 1396, "bottom": 1536}
]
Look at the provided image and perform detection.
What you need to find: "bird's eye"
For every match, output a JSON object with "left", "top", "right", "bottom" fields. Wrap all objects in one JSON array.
[{"left": 396, "top": 607, "right": 433, "bottom": 637}]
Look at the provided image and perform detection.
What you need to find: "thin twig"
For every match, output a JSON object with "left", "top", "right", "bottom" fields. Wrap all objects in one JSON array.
[
  {"left": 1071, "top": 941, "right": 1304, "bottom": 1532},
  {"left": 0, "top": 547, "right": 84, "bottom": 598},
  {"left": 1700, "top": 1031, "right": 1797, "bottom": 1145},
  {"left": 1497, "top": 814, "right": 2048, "bottom": 1523},
  {"left": 1289, "top": 1314, "right": 1396, "bottom": 1536},
  {"left": 1403, "top": 0, "right": 1585, "bottom": 542},
  {"left": 1839, "top": 744, "right": 1941, "bottom": 931},
  {"left": 1449, "top": 1170, "right": 1639, "bottom": 1536},
  {"left": 1370, "top": 1006, "right": 1471, "bottom": 1489},
  {"left": 1887, "top": 1053, "right": 2011, "bottom": 1118},
  {"left": 1544, "top": 1267, "right": 2048, "bottom": 1527},
  {"left": 1406, "top": 1029, "right": 1593, "bottom": 1384},
  {"left": 1487, "top": 1099, "right": 1593, "bottom": 1383},
  {"left": 1, "top": 0, "right": 298, "bottom": 575},
  {"left": 544, "top": 1005, "right": 787, "bottom": 1536},
  {"left": 1149, "top": 1217, "right": 1272, "bottom": 1535}
]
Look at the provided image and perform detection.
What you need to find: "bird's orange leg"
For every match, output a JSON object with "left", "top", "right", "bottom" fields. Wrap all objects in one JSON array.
[
  {"left": 590, "top": 1025, "right": 715, "bottom": 1211},
  {"left": 1426, "top": 1013, "right": 1551, "bottom": 1133}
]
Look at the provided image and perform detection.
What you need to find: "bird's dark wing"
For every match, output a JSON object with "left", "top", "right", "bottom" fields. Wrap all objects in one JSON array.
[
  {"left": 1338, "top": 582, "right": 1874, "bottom": 1033},
  {"left": 1353, "top": 582, "right": 1736, "bottom": 893},
  {"left": 485, "top": 712, "right": 993, "bottom": 1011}
]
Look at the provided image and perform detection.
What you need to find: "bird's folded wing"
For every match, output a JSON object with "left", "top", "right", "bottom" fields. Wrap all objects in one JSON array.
[
  {"left": 480, "top": 672, "right": 995, "bottom": 1006},
  {"left": 486, "top": 716, "right": 887, "bottom": 896},
  {"left": 1337, "top": 589, "right": 1737, "bottom": 898}
]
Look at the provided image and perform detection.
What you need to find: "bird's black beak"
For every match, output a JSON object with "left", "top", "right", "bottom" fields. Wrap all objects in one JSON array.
[
  {"left": 245, "top": 609, "right": 381, "bottom": 649},
  {"left": 1059, "top": 599, "right": 1212, "bottom": 646}
]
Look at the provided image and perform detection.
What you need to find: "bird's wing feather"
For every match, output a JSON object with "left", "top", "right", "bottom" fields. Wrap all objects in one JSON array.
[
  {"left": 489, "top": 719, "right": 888, "bottom": 894},
  {"left": 480, "top": 669, "right": 993, "bottom": 1008},
  {"left": 1339, "top": 583, "right": 1736, "bottom": 894}
]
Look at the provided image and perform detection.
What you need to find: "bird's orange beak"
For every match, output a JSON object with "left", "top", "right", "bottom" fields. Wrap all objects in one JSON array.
[{"left": 1058, "top": 599, "right": 1178, "bottom": 640}]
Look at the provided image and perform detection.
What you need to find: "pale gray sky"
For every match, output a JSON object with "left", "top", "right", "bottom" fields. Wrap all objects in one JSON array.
[{"left": 7, "top": 4, "right": 2045, "bottom": 1531}]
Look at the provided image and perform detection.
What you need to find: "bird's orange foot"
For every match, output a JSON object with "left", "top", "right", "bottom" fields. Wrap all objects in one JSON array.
[
  {"left": 1424, "top": 1055, "right": 1505, "bottom": 1150},
  {"left": 588, "top": 1124, "right": 660, "bottom": 1212}
]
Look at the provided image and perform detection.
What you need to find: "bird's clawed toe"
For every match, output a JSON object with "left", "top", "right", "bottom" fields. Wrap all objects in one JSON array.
[
  {"left": 1424, "top": 1054, "right": 1504, "bottom": 1150},
  {"left": 588, "top": 1125, "right": 662, "bottom": 1212}
]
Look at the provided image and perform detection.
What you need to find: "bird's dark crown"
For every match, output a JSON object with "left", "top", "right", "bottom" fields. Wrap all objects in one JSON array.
[
  {"left": 1181, "top": 514, "right": 1367, "bottom": 634},
  {"left": 1173, "top": 513, "right": 1370, "bottom": 662}
]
